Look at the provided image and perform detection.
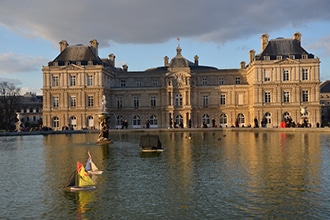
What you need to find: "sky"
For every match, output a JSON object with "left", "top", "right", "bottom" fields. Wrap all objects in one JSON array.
[{"left": 0, "top": 0, "right": 330, "bottom": 95}]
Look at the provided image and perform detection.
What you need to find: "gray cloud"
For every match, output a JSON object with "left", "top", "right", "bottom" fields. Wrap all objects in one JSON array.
[
  {"left": 0, "top": 0, "right": 329, "bottom": 48},
  {"left": 0, "top": 53, "right": 47, "bottom": 74}
]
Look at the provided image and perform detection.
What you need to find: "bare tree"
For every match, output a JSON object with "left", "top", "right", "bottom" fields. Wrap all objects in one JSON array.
[{"left": 0, "top": 82, "right": 21, "bottom": 131}]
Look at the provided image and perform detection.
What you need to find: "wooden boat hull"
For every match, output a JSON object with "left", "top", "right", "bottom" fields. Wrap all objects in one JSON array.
[
  {"left": 69, "top": 186, "right": 96, "bottom": 191},
  {"left": 140, "top": 148, "right": 164, "bottom": 153},
  {"left": 88, "top": 170, "right": 103, "bottom": 175}
]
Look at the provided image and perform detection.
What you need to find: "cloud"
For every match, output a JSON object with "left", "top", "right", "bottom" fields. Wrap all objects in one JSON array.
[
  {"left": 0, "top": 77, "right": 22, "bottom": 85},
  {"left": 0, "top": 0, "right": 329, "bottom": 48},
  {"left": 308, "top": 35, "right": 330, "bottom": 58},
  {"left": 0, "top": 53, "right": 47, "bottom": 74}
]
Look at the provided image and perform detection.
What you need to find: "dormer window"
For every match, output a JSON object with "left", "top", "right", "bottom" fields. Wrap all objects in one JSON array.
[
  {"left": 264, "top": 56, "right": 270, "bottom": 60},
  {"left": 276, "top": 56, "right": 282, "bottom": 60},
  {"left": 302, "top": 54, "right": 308, "bottom": 59},
  {"left": 289, "top": 55, "right": 295, "bottom": 59}
]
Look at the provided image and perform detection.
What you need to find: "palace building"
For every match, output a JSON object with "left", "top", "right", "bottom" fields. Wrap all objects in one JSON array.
[{"left": 42, "top": 32, "right": 321, "bottom": 130}]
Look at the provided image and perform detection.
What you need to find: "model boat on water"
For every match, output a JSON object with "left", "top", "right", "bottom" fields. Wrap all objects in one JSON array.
[
  {"left": 139, "top": 134, "right": 164, "bottom": 153},
  {"left": 85, "top": 151, "right": 103, "bottom": 175},
  {"left": 66, "top": 161, "right": 96, "bottom": 191}
]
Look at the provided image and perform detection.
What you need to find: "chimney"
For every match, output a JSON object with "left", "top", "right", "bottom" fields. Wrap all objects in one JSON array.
[
  {"left": 59, "top": 40, "right": 68, "bottom": 52},
  {"left": 122, "top": 64, "right": 128, "bottom": 71},
  {"left": 89, "top": 39, "right": 99, "bottom": 56},
  {"left": 260, "top": 33, "right": 269, "bottom": 52},
  {"left": 164, "top": 56, "right": 169, "bottom": 67},
  {"left": 109, "top": 53, "right": 115, "bottom": 67},
  {"left": 194, "top": 55, "right": 199, "bottom": 66},
  {"left": 249, "top": 50, "right": 255, "bottom": 63},
  {"left": 292, "top": 32, "right": 302, "bottom": 41},
  {"left": 240, "top": 61, "right": 246, "bottom": 69}
]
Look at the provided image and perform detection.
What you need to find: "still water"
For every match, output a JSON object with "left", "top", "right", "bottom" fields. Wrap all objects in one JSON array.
[{"left": 1, "top": 130, "right": 330, "bottom": 219}]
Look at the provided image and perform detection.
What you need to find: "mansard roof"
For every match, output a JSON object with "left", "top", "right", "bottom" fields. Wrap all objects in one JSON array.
[
  {"left": 256, "top": 38, "right": 314, "bottom": 60},
  {"left": 320, "top": 80, "right": 330, "bottom": 93},
  {"left": 49, "top": 44, "right": 104, "bottom": 66}
]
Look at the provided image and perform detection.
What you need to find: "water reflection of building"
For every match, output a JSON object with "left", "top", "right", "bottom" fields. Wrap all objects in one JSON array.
[{"left": 42, "top": 32, "right": 321, "bottom": 129}]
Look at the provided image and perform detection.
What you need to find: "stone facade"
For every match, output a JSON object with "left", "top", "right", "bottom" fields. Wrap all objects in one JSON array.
[{"left": 42, "top": 33, "right": 321, "bottom": 130}]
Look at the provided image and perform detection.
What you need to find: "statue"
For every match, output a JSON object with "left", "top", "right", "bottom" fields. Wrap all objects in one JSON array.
[
  {"left": 300, "top": 106, "right": 308, "bottom": 117},
  {"left": 101, "top": 95, "right": 107, "bottom": 112},
  {"left": 15, "top": 112, "right": 22, "bottom": 132},
  {"left": 96, "top": 113, "right": 111, "bottom": 145}
]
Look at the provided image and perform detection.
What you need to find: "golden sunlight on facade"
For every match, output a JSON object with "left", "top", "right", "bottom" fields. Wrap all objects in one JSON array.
[{"left": 42, "top": 33, "right": 321, "bottom": 130}]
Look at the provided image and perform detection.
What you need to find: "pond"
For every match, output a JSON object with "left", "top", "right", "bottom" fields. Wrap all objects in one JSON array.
[{"left": 1, "top": 130, "right": 330, "bottom": 219}]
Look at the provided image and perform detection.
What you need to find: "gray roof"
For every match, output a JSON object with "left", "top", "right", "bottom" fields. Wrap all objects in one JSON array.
[
  {"left": 256, "top": 38, "right": 314, "bottom": 60},
  {"left": 321, "top": 80, "right": 330, "bottom": 93},
  {"left": 49, "top": 45, "right": 104, "bottom": 66}
]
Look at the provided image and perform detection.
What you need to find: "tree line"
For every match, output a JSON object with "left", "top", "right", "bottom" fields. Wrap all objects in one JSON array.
[{"left": 0, "top": 81, "right": 21, "bottom": 131}]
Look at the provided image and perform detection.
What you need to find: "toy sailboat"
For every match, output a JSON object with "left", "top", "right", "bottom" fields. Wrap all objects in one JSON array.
[
  {"left": 85, "top": 151, "right": 103, "bottom": 175},
  {"left": 66, "top": 161, "right": 96, "bottom": 191}
]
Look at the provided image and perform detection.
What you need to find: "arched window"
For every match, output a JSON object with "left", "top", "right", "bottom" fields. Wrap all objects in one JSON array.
[
  {"left": 70, "top": 116, "right": 77, "bottom": 129},
  {"left": 175, "top": 114, "right": 183, "bottom": 128},
  {"left": 219, "top": 113, "right": 227, "bottom": 127},
  {"left": 116, "top": 116, "right": 123, "bottom": 129},
  {"left": 283, "top": 112, "right": 290, "bottom": 121},
  {"left": 132, "top": 115, "right": 141, "bottom": 128},
  {"left": 202, "top": 114, "right": 210, "bottom": 127},
  {"left": 87, "top": 116, "right": 94, "bottom": 128},
  {"left": 149, "top": 115, "right": 157, "bottom": 125},
  {"left": 52, "top": 116, "right": 59, "bottom": 130},
  {"left": 237, "top": 113, "right": 245, "bottom": 126}
]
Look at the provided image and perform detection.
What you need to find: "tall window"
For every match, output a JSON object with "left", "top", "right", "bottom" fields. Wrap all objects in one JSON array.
[
  {"left": 218, "top": 77, "right": 224, "bottom": 85},
  {"left": 283, "top": 69, "right": 289, "bottom": 81},
  {"left": 87, "top": 96, "right": 94, "bottom": 107},
  {"left": 302, "top": 90, "right": 309, "bottom": 102},
  {"left": 52, "top": 116, "right": 59, "bottom": 129},
  {"left": 175, "top": 114, "right": 183, "bottom": 126},
  {"left": 70, "top": 116, "right": 77, "bottom": 128},
  {"left": 302, "top": 69, "right": 308, "bottom": 80},
  {"left": 134, "top": 97, "right": 139, "bottom": 108},
  {"left": 70, "top": 75, "right": 76, "bottom": 86},
  {"left": 70, "top": 96, "right": 76, "bottom": 107},
  {"left": 133, "top": 115, "right": 140, "bottom": 126},
  {"left": 283, "top": 91, "right": 290, "bottom": 103},
  {"left": 52, "top": 76, "right": 59, "bottom": 87},
  {"left": 175, "top": 93, "right": 182, "bottom": 106},
  {"left": 264, "top": 91, "right": 271, "bottom": 103},
  {"left": 116, "top": 97, "right": 122, "bottom": 108},
  {"left": 264, "top": 70, "right": 271, "bottom": 82},
  {"left": 202, "top": 78, "right": 207, "bottom": 86},
  {"left": 237, "top": 113, "right": 245, "bottom": 124},
  {"left": 265, "top": 112, "right": 272, "bottom": 124},
  {"left": 219, "top": 114, "right": 227, "bottom": 125},
  {"left": 53, "top": 96, "right": 59, "bottom": 108},
  {"left": 87, "top": 75, "right": 93, "bottom": 86},
  {"left": 235, "top": 77, "right": 241, "bottom": 84},
  {"left": 202, "top": 95, "right": 208, "bottom": 107},
  {"left": 152, "top": 80, "right": 158, "bottom": 87},
  {"left": 220, "top": 94, "right": 226, "bottom": 105},
  {"left": 136, "top": 79, "right": 142, "bottom": 87},
  {"left": 150, "top": 115, "right": 157, "bottom": 125},
  {"left": 202, "top": 114, "right": 210, "bottom": 125},
  {"left": 120, "top": 80, "right": 126, "bottom": 87},
  {"left": 151, "top": 96, "right": 156, "bottom": 107}
]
